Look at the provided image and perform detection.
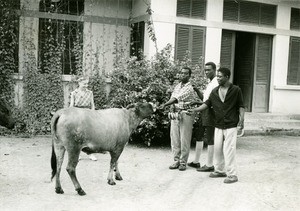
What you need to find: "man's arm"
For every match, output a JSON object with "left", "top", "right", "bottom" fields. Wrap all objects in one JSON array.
[
  {"left": 238, "top": 107, "right": 245, "bottom": 129},
  {"left": 160, "top": 97, "right": 178, "bottom": 109},
  {"left": 69, "top": 92, "right": 75, "bottom": 107},
  {"left": 91, "top": 92, "right": 95, "bottom": 110}
]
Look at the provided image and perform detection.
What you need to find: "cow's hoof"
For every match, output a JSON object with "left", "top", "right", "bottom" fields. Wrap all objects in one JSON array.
[
  {"left": 115, "top": 175, "right": 123, "bottom": 181},
  {"left": 76, "top": 188, "right": 86, "bottom": 196},
  {"left": 108, "top": 180, "right": 116, "bottom": 185},
  {"left": 55, "top": 187, "right": 64, "bottom": 194}
]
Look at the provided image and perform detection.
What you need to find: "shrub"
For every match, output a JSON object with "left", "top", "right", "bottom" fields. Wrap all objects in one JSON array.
[{"left": 108, "top": 44, "right": 207, "bottom": 146}]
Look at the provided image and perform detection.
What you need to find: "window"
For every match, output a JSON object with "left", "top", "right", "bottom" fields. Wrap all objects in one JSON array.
[
  {"left": 39, "top": 0, "right": 84, "bottom": 15},
  {"left": 290, "top": 8, "right": 300, "bottom": 31},
  {"left": 223, "top": 0, "right": 276, "bottom": 27},
  {"left": 38, "top": 18, "right": 83, "bottom": 75},
  {"left": 175, "top": 25, "right": 205, "bottom": 66},
  {"left": 0, "top": 0, "right": 20, "bottom": 73},
  {"left": 287, "top": 37, "right": 300, "bottom": 85},
  {"left": 38, "top": 0, "right": 84, "bottom": 75},
  {"left": 177, "top": 0, "right": 206, "bottom": 19},
  {"left": 130, "top": 22, "right": 145, "bottom": 60}
]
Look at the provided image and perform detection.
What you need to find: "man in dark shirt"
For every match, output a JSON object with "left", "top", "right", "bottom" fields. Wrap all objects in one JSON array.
[{"left": 188, "top": 67, "right": 245, "bottom": 184}]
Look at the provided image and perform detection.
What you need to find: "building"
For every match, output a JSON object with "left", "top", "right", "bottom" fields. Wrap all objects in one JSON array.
[{"left": 6, "top": 0, "right": 300, "bottom": 114}]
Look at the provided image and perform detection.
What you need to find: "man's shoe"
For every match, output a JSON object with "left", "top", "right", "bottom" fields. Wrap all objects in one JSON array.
[
  {"left": 89, "top": 154, "right": 98, "bottom": 161},
  {"left": 197, "top": 165, "right": 214, "bottom": 172},
  {"left": 178, "top": 164, "right": 186, "bottom": 171},
  {"left": 224, "top": 175, "right": 238, "bottom": 184},
  {"left": 169, "top": 162, "right": 180, "bottom": 170},
  {"left": 187, "top": 162, "right": 200, "bottom": 168},
  {"left": 209, "top": 172, "right": 227, "bottom": 178}
]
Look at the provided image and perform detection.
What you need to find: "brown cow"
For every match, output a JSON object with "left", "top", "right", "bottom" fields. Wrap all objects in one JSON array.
[
  {"left": 50, "top": 102, "right": 155, "bottom": 195},
  {"left": 0, "top": 99, "right": 15, "bottom": 129}
]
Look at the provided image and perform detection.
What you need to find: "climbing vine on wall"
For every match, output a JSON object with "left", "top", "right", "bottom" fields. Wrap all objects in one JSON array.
[
  {"left": 0, "top": 1, "right": 19, "bottom": 107},
  {"left": 20, "top": 18, "right": 64, "bottom": 134}
]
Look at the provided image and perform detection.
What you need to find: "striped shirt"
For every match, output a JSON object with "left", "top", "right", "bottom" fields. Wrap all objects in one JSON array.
[
  {"left": 71, "top": 88, "right": 94, "bottom": 108},
  {"left": 171, "top": 82, "right": 198, "bottom": 110}
]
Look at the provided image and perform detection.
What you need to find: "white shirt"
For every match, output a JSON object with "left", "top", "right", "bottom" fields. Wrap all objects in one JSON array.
[{"left": 203, "top": 77, "right": 219, "bottom": 101}]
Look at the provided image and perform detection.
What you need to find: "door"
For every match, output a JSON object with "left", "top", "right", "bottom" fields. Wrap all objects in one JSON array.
[
  {"left": 233, "top": 32, "right": 256, "bottom": 112},
  {"left": 252, "top": 34, "right": 272, "bottom": 112}
]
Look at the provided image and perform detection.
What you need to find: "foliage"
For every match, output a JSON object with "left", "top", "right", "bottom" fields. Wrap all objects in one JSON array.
[
  {"left": 19, "top": 18, "right": 64, "bottom": 134},
  {"left": 89, "top": 73, "right": 108, "bottom": 109},
  {"left": 0, "top": 1, "right": 19, "bottom": 107},
  {"left": 109, "top": 44, "right": 207, "bottom": 146}
]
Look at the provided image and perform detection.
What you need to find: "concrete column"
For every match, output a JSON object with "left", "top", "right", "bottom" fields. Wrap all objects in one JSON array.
[{"left": 204, "top": 0, "right": 223, "bottom": 66}]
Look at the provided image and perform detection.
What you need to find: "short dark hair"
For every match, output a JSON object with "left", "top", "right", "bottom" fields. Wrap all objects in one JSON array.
[
  {"left": 182, "top": 66, "right": 192, "bottom": 76},
  {"left": 205, "top": 62, "right": 216, "bottom": 70},
  {"left": 218, "top": 67, "right": 231, "bottom": 78}
]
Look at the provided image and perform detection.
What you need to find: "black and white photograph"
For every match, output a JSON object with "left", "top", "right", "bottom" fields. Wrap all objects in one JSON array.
[{"left": 0, "top": 0, "right": 299, "bottom": 210}]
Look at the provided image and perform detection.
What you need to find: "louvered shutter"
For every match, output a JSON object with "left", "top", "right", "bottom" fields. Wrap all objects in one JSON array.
[
  {"left": 290, "top": 8, "right": 300, "bottom": 30},
  {"left": 175, "top": 25, "right": 190, "bottom": 61},
  {"left": 253, "top": 34, "right": 272, "bottom": 112},
  {"left": 191, "top": 0, "right": 206, "bottom": 19},
  {"left": 223, "top": 0, "right": 239, "bottom": 22},
  {"left": 220, "top": 30, "right": 234, "bottom": 71},
  {"left": 191, "top": 27, "right": 205, "bottom": 65},
  {"left": 256, "top": 35, "right": 272, "bottom": 82},
  {"left": 240, "top": 1, "right": 259, "bottom": 25},
  {"left": 260, "top": 4, "right": 276, "bottom": 27},
  {"left": 287, "top": 37, "right": 300, "bottom": 85},
  {"left": 177, "top": 0, "right": 191, "bottom": 17}
]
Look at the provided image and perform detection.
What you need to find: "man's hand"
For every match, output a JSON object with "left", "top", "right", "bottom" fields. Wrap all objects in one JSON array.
[
  {"left": 237, "top": 120, "right": 244, "bottom": 129},
  {"left": 158, "top": 104, "right": 166, "bottom": 110},
  {"left": 186, "top": 109, "right": 195, "bottom": 116}
]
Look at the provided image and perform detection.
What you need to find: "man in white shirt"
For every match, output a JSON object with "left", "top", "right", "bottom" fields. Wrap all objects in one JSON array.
[{"left": 188, "top": 62, "right": 218, "bottom": 171}]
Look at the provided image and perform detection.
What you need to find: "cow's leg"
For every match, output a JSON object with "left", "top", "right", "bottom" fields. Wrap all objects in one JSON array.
[
  {"left": 55, "top": 144, "right": 65, "bottom": 194},
  {"left": 108, "top": 148, "right": 123, "bottom": 185},
  {"left": 115, "top": 161, "right": 123, "bottom": 181},
  {"left": 66, "top": 149, "right": 86, "bottom": 196}
]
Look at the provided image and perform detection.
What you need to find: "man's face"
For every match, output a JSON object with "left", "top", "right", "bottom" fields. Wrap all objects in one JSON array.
[
  {"left": 217, "top": 71, "right": 228, "bottom": 86},
  {"left": 204, "top": 65, "right": 215, "bottom": 79},
  {"left": 179, "top": 68, "right": 190, "bottom": 83}
]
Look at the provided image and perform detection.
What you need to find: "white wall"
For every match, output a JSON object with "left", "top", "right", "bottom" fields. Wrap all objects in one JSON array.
[
  {"left": 269, "top": 4, "right": 300, "bottom": 114},
  {"left": 83, "top": 0, "right": 131, "bottom": 76}
]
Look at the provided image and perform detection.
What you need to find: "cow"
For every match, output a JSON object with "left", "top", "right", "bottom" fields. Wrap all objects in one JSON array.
[
  {"left": 50, "top": 102, "right": 155, "bottom": 195},
  {"left": 0, "top": 99, "right": 15, "bottom": 129}
]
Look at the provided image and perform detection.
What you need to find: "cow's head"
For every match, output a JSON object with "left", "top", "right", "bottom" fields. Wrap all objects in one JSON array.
[
  {"left": 127, "top": 102, "right": 155, "bottom": 119},
  {"left": 0, "top": 100, "right": 15, "bottom": 129}
]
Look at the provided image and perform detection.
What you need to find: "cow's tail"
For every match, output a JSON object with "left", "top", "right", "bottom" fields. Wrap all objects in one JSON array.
[{"left": 50, "top": 111, "right": 61, "bottom": 181}]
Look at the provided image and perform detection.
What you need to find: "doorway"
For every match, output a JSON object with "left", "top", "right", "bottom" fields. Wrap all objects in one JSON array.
[
  {"left": 233, "top": 32, "right": 255, "bottom": 111},
  {"left": 220, "top": 30, "right": 273, "bottom": 112}
]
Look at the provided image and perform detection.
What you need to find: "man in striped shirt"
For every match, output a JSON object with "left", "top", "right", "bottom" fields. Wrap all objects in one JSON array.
[{"left": 161, "top": 67, "right": 200, "bottom": 171}]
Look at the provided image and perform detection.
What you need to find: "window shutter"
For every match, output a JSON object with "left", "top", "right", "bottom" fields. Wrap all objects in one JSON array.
[
  {"left": 191, "top": 0, "right": 206, "bottom": 19},
  {"left": 287, "top": 37, "right": 300, "bottom": 85},
  {"left": 177, "top": 0, "right": 191, "bottom": 17},
  {"left": 290, "top": 8, "right": 300, "bottom": 30},
  {"left": 220, "top": 30, "right": 234, "bottom": 71},
  {"left": 175, "top": 25, "right": 190, "bottom": 61},
  {"left": 240, "top": 1, "right": 259, "bottom": 25},
  {"left": 260, "top": 4, "right": 276, "bottom": 27},
  {"left": 223, "top": 0, "right": 239, "bottom": 22},
  {"left": 256, "top": 35, "right": 272, "bottom": 82},
  {"left": 130, "top": 22, "right": 145, "bottom": 60},
  {"left": 191, "top": 27, "right": 205, "bottom": 65}
]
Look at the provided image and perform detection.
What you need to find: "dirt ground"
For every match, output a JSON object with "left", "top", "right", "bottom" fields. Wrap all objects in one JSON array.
[{"left": 0, "top": 135, "right": 299, "bottom": 211}]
